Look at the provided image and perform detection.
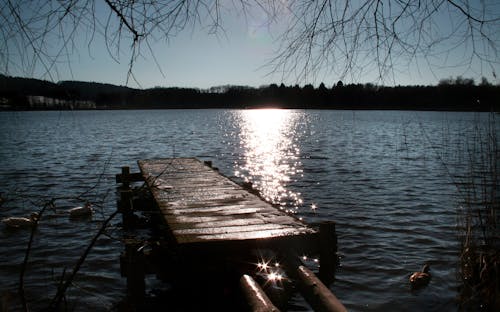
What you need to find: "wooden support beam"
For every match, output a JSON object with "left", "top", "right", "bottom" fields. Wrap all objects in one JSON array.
[
  {"left": 125, "top": 242, "right": 145, "bottom": 304},
  {"left": 119, "top": 189, "right": 134, "bottom": 228},
  {"left": 319, "top": 221, "right": 337, "bottom": 284},
  {"left": 240, "top": 274, "right": 280, "bottom": 312},
  {"left": 117, "top": 166, "right": 139, "bottom": 228},
  {"left": 296, "top": 265, "right": 347, "bottom": 312},
  {"left": 204, "top": 160, "right": 219, "bottom": 171},
  {"left": 116, "top": 166, "right": 143, "bottom": 185}
]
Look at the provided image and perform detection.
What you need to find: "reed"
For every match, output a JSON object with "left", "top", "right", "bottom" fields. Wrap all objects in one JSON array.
[{"left": 456, "top": 113, "right": 499, "bottom": 310}]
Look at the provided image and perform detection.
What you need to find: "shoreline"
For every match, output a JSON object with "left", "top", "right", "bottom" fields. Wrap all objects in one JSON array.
[
  {"left": 0, "top": 106, "right": 498, "bottom": 112},
  {"left": 1, "top": 75, "right": 499, "bottom": 112}
]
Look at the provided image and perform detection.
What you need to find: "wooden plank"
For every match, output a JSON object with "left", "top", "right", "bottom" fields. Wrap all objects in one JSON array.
[
  {"left": 166, "top": 217, "right": 306, "bottom": 233},
  {"left": 159, "top": 205, "right": 278, "bottom": 215},
  {"left": 177, "top": 228, "right": 314, "bottom": 244},
  {"left": 164, "top": 214, "right": 304, "bottom": 228},
  {"left": 138, "top": 158, "right": 316, "bottom": 245},
  {"left": 167, "top": 217, "right": 268, "bottom": 230},
  {"left": 173, "top": 223, "right": 291, "bottom": 236},
  {"left": 154, "top": 192, "right": 253, "bottom": 203}
]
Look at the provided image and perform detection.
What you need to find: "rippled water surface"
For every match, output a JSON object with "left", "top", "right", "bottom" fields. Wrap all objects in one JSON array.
[{"left": 0, "top": 109, "right": 496, "bottom": 311}]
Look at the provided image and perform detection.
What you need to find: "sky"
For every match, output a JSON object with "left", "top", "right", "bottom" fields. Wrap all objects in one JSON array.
[
  {"left": 4, "top": 0, "right": 500, "bottom": 89},
  {"left": 61, "top": 5, "right": 278, "bottom": 89}
]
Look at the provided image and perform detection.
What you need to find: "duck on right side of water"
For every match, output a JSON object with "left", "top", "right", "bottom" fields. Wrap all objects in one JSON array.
[{"left": 409, "top": 264, "right": 431, "bottom": 290}]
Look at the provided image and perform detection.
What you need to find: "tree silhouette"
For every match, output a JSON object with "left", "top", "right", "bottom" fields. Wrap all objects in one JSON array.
[{"left": 1, "top": 0, "right": 499, "bottom": 84}]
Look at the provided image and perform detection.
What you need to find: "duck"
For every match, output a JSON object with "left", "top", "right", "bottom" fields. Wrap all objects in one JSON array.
[
  {"left": 409, "top": 264, "right": 431, "bottom": 290},
  {"left": 69, "top": 202, "right": 93, "bottom": 218},
  {"left": 1, "top": 212, "right": 39, "bottom": 228}
]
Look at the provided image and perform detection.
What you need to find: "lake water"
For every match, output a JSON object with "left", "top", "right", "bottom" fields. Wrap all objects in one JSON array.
[{"left": 0, "top": 109, "right": 497, "bottom": 311}]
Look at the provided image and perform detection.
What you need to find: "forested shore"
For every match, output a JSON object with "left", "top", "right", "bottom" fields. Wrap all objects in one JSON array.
[{"left": 1, "top": 75, "right": 498, "bottom": 111}]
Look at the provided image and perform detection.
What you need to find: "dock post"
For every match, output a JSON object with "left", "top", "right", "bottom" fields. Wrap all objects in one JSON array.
[
  {"left": 203, "top": 160, "right": 219, "bottom": 171},
  {"left": 121, "top": 166, "right": 131, "bottom": 188},
  {"left": 125, "top": 241, "right": 145, "bottom": 304},
  {"left": 119, "top": 166, "right": 134, "bottom": 228},
  {"left": 319, "top": 221, "right": 337, "bottom": 285}
]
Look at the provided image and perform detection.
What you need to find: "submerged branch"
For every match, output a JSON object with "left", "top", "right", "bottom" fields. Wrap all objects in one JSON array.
[{"left": 48, "top": 209, "right": 120, "bottom": 310}]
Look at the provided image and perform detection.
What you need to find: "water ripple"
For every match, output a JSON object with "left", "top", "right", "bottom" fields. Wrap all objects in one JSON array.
[{"left": 0, "top": 110, "right": 494, "bottom": 311}]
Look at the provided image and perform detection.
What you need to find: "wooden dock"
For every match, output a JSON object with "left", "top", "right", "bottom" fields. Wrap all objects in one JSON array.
[
  {"left": 116, "top": 158, "right": 345, "bottom": 311},
  {"left": 138, "top": 158, "right": 317, "bottom": 247}
]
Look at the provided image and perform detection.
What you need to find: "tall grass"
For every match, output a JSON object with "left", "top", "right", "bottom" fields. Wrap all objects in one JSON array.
[{"left": 456, "top": 113, "right": 499, "bottom": 310}]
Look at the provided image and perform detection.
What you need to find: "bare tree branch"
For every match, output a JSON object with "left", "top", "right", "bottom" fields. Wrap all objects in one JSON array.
[
  {"left": 266, "top": 0, "right": 499, "bottom": 84},
  {"left": 0, "top": 1, "right": 498, "bottom": 84},
  {"left": 48, "top": 209, "right": 120, "bottom": 310}
]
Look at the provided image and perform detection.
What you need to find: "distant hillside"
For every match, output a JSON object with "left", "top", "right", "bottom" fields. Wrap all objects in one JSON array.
[
  {"left": 58, "top": 80, "right": 136, "bottom": 100},
  {"left": 0, "top": 75, "right": 135, "bottom": 98},
  {"left": 0, "top": 74, "right": 65, "bottom": 97}
]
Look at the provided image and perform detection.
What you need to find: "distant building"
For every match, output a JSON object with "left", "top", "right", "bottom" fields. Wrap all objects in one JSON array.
[
  {"left": 27, "top": 96, "right": 96, "bottom": 109},
  {"left": 0, "top": 97, "right": 9, "bottom": 109}
]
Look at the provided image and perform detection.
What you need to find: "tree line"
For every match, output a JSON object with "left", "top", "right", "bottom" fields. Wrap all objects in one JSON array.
[{"left": 0, "top": 75, "right": 498, "bottom": 111}]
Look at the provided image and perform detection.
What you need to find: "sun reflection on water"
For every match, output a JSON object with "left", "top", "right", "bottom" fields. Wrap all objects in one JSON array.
[{"left": 233, "top": 109, "right": 304, "bottom": 210}]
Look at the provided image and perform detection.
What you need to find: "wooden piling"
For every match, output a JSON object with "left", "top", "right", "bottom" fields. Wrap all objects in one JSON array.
[
  {"left": 240, "top": 275, "right": 280, "bottom": 312},
  {"left": 296, "top": 265, "right": 347, "bottom": 312},
  {"left": 121, "top": 166, "right": 131, "bottom": 188},
  {"left": 119, "top": 189, "right": 134, "bottom": 228},
  {"left": 319, "top": 222, "right": 337, "bottom": 284},
  {"left": 118, "top": 166, "right": 134, "bottom": 228},
  {"left": 125, "top": 241, "right": 145, "bottom": 304}
]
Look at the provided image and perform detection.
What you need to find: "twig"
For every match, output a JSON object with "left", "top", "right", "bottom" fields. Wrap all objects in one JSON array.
[
  {"left": 103, "top": 0, "right": 142, "bottom": 41},
  {"left": 48, "top": 209, "right": 120, "bottom": 310}
]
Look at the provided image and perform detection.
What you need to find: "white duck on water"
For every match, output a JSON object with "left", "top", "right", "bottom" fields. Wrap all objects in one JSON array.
[
  {"left": 69, "top": 202, "right": 93, "bottom": 218},
  {"left": 2, "top": 212, "right": 39, "bottom": 228}
]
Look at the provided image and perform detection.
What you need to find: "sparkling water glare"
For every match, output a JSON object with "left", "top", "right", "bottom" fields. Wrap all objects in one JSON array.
[{"left": 233, "top": 109, "right": 304, "bottom": 211}]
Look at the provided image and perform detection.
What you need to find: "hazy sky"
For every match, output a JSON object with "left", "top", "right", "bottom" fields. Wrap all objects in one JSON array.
[{"left": 5, "top": 1, "right": 500, "bottom": 89}]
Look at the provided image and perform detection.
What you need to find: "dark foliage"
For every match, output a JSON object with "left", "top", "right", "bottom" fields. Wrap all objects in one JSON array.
[{"left": 0, "top": 75, "right": 498, "bottom": 111}]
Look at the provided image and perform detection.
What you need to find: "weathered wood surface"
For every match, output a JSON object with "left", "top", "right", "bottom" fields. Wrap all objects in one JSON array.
[{"left": 138, "top": 158, "right": 317, "bottom": 245}]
